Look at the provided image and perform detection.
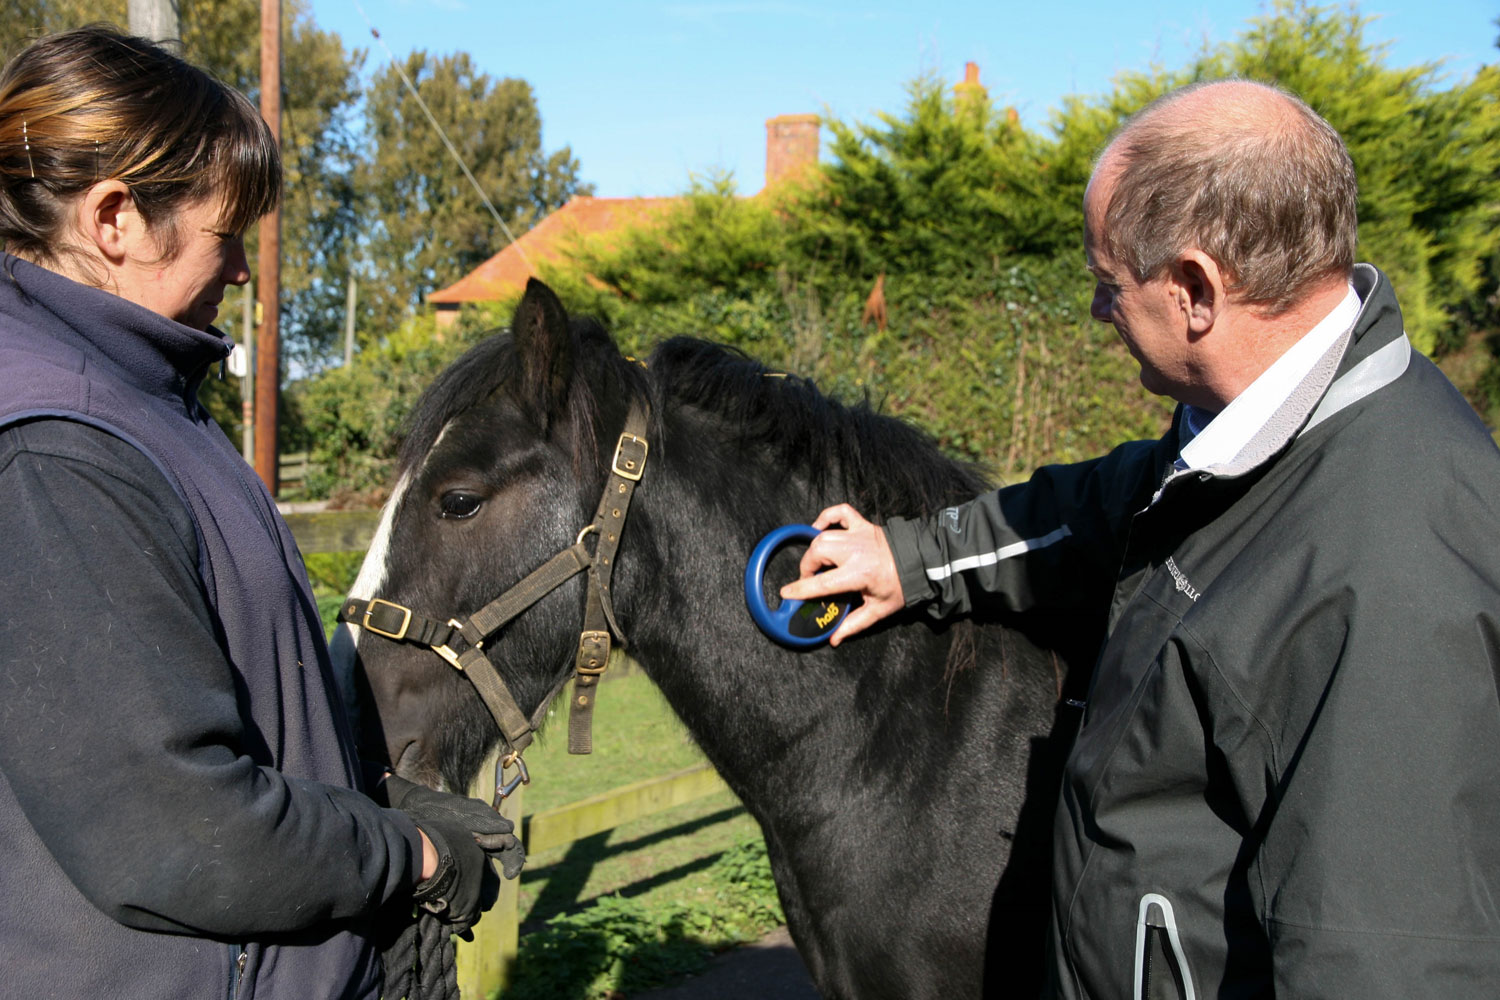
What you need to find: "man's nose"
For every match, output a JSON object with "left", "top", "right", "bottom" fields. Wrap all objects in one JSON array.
[{"left": 1090, "top": 285, "right": 1112, "bottom": 323}]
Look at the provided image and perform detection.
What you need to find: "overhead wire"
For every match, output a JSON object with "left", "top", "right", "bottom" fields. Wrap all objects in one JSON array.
[{"left": 349, "top": 0, "right": 531, "bottom": 269}]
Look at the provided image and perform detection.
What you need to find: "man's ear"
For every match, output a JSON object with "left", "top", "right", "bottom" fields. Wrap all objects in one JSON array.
[
  {"left": 1175, "top": 249, "right": 1227, "bottom": 336},
  {"left": 74, "top": 180, "right": 141, "bottom": 265}
]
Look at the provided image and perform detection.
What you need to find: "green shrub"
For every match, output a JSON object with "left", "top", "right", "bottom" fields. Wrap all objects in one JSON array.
[{"left": 287, "top": 1, "right": 1500, "bottom": 500}]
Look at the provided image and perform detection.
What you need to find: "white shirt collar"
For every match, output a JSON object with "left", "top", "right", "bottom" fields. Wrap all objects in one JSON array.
[{"left": 1177, "top": 284, "right": 1361, "bottom": 471}]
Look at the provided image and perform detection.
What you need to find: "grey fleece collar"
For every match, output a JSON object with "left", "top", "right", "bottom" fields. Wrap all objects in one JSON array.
[{"left": 1164, "top": 263, "right": 1409, "bottom": 489}]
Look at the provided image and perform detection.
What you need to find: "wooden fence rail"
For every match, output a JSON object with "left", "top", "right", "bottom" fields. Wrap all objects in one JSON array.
[
  {"left": 277, "top": 451, "right": 318, "bottom": 493},
  {"left": 523, "top": 763, "right": 730, "bottom": 855},
  {"left": 285, "top": 509, "right": 734, "bottom": 997}
]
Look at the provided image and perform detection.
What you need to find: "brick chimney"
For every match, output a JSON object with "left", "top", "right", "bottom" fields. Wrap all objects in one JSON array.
[
  {"left": 954, "top": 61, "right": 988, "bottom": 105},
  {"left": 764, "top": 113, "right": 820, "bottom": 187}
]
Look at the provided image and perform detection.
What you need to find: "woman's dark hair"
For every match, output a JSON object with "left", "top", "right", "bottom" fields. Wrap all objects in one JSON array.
[{"left": 0, "top": 25, "right": 281, "bottom": 271}]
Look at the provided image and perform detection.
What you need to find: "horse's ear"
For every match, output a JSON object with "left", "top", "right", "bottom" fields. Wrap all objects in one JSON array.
[{"left": 510, "top": 278, "right": 576, "bottom": 424}]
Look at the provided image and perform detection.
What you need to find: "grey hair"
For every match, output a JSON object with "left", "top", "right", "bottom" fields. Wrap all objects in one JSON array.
[{"left": 1100, "top": 79, "right": 1357, "bottom": 314}]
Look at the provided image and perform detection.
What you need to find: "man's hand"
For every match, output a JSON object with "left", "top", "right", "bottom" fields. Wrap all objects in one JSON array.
[{"left": 779, "top": 503, "right": 904, "bottom": 646}]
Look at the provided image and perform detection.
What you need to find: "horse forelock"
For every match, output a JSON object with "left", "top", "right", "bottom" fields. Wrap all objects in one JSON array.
[
  {"left": 645, "top": 337, "right": 990, "bottom": 517},
  {"left": 396, "top": 320, "right": 645, "bottom": 487},
  {"left": 396, "top": 335, "right": 520, "bottom": 481}
]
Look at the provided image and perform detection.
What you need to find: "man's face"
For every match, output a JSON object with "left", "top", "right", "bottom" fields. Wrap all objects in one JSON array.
[{"left": 1083, "top": 166, "right": 1194, "bottom": 403}]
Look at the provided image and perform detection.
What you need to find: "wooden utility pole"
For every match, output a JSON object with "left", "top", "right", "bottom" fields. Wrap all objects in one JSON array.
[
  {"left": 241, "top": 279, "right": 255, "bottom": 463},
  {"left": 254, "top": 0, "right": 282, "bottom": 493},
  {"left": 344, "top": 274, "right": 357, "bottom": 368},
  {"left": 127, "top": 0, "right": 181, "bottom": 52}
]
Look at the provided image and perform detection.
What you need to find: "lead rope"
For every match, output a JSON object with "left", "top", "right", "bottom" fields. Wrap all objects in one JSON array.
[
  {"left": 416, "top": 916, "right": 458, "bottom": 1000},
  {"left": 379, "top": 906, "right": 459, "bottom": 1000}
]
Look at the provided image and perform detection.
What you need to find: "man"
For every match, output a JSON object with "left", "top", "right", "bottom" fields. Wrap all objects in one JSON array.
[{"left": 784, "top": 80, "right": 1500, "bottom": 997}]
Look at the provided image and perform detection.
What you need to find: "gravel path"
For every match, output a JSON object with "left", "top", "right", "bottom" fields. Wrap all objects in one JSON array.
[{"left": 629, "top": 926, "right": 820, "bottom": 999}]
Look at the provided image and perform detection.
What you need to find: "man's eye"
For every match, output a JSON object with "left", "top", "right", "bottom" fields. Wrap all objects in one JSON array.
[{"left": 439, "top": 491, "right": 483, "bottom": 519}]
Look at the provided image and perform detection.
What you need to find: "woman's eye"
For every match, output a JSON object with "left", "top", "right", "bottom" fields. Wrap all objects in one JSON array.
[{"left": 438, "top": 491, "right": 483, "bottom": 519}]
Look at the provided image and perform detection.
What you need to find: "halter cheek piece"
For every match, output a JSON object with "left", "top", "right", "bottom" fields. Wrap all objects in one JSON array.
[{"left": 339, "top": 399, "right": 650, "bottom": 807}]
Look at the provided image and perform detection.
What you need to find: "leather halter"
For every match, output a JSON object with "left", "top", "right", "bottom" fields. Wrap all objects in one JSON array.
[{"left": 339, "top": 398, "right": 650, "bottom": 802}]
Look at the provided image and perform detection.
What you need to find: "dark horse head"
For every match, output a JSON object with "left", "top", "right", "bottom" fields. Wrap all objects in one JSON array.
[{"left": 335, "top": 279, "right": 1094, "bottom": 999}]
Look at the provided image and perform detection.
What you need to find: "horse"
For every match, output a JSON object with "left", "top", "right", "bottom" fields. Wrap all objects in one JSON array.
[{"left": 334, "top": 279, "right": 1098, "bottom": 999}]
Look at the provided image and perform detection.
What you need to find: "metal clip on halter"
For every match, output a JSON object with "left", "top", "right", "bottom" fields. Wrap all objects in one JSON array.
[
  {"left": 493, "top": 751, "right": 530, "bottom": 807},
  {"left": 433, "top": 619, "right": 475, "bottom": 671}
]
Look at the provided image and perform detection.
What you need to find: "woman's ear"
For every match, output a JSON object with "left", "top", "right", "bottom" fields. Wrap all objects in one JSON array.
[{"left": 74, "top": 179, "right": 142, "bottom": 265}]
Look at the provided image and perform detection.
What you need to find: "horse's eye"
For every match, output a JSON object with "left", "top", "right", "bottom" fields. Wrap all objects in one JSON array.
[{"left": 438, "top": 491, "right": 484, "bottom": 519}]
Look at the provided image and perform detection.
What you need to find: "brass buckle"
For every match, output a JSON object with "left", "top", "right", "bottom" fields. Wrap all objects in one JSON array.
[
  {"left": 575, "top": 630, "right": 610, "bottom": 675},
  {"left": 363, "top": 599, "right": 412, "bottom": 641},
  {"left": 434, "top": 618, "right": 477, "bottom": 671},
  {"left": 611, "top": 433, "right": 647, "bottom": 481}
]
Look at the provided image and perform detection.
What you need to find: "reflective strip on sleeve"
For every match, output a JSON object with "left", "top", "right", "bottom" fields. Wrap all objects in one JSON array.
[{"left": 924, "top": 525, "right": 1073, "bottom": 582}]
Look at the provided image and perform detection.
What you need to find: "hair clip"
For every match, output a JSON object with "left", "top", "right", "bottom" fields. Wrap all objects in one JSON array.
[
  {"left": 22, "top": 120, "right": 35, "bottom": 179},
  {"left": 95, "top": 138, "right": 101, "bottom": 181}
]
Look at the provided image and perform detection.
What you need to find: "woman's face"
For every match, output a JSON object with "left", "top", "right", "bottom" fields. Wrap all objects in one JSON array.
[{"left": 116, "top": 196, "right": 251, "bottom": 331}]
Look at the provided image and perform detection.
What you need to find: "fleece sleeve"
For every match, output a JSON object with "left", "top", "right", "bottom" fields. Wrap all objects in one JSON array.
[{"left": 0, "top": 419, "right": 425, "bottom": 936}]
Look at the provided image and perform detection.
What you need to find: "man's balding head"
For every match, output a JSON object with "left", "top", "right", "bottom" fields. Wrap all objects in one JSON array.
[{"left": 1093, "top": 80, "right": 1357, "bottom": 314}]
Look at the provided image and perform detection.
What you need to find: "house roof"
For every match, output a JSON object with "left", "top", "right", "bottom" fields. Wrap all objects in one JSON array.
[{"left": 427, "top": 195, "right": 675, "bottom": 304}]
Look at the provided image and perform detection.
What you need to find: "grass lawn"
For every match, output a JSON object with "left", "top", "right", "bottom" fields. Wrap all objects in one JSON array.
[
  {"left": 498, "top": 670, "right": 785, "bottom": 1000},
  {"left": 515, "top": 669, "right": 764, "bottom": 930}
]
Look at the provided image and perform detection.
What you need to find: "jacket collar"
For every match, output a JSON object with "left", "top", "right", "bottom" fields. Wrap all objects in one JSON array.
[
  {"left": 0, "top": 252, "right": 233, "bottom": 410},
  {"left": 1158, "top": 263, "right": 1410, "bottom": 492}
]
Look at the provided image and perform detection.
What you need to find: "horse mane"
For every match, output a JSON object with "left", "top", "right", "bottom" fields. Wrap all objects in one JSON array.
[
  {"left": 645, "top": 336, "right": 992, "bottom": 518},
  {"left": 645, "top": 337, "right": 998, "bottom": 680},
  {"left": 397, "top": 335, "right": 513, "bottom": 479},
  {"left": 399, "top": 326, "right": 991, "bottom": 523},
  {"left": 395, "top": 318, "right": 636, "bottom": 483}
]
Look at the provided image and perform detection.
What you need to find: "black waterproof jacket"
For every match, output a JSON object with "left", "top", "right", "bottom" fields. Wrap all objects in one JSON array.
[
  {"left": 886, "top": 266, "right": 1500, "bottom": 998},
  {"left": 0, "top": 255, "right": 424, "bottom": 999}
]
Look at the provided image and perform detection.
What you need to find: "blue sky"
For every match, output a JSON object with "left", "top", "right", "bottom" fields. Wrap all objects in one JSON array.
[{"left": 307, "top": 1, "right": 1496, "bottom": 198}]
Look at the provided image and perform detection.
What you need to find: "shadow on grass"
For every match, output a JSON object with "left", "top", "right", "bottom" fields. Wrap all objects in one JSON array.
[
  {"left": 522, "top": 805, "right": 748, "bottom": 927},
  {"left": 504, "top": 835, "right": 784, "bottom": 1000},
  {"left": 505, "top": 906, "right": 719, "bottom": 1000}
]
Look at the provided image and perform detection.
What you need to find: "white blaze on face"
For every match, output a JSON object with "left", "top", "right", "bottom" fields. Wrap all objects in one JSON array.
[
  {"left": 327, "top": 471, "right": 411, "bottom": 686},
  {"left": 327, "top": 423, "right": 457, "bottom": 740}
]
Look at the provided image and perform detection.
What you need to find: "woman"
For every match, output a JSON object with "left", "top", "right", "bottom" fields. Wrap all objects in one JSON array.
[{"left": 0, "top": 27, "right": 518, "bottom": 999}]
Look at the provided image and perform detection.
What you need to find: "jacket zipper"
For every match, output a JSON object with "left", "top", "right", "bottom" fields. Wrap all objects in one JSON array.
[
  {"left": 1134, "top": 893, "right": 1197, "bottom": 1000},
  {"left": 228, "top": 945, "right": 248, "bottom": 1000}
]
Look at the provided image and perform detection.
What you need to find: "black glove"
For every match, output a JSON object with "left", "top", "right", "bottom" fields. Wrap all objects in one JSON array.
[{"left": 378, "top": 775, "right": 525, "bottom": 934}]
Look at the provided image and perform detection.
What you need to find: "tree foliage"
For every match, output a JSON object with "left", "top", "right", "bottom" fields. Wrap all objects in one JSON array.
[
  {"left": 1215, "top": 2, "right": 1500, "bottom": 353},
  {"left": 477, "top": 0, "right": 1497, "bottom": 484},
  {"left": 355, "top": 51, "right": 591, "bottom": 336},
  {"left": 10, "top": 3, "right": 1499, "bottom": 496}
]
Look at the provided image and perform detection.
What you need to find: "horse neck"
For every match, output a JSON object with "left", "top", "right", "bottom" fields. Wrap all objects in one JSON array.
[{"left": 605, "top": 406, "right": 972, "bottom": 800}]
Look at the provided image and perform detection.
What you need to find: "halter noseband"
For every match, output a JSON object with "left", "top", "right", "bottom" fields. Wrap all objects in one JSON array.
[{"left": 339, "top": 398, "right": 651, "bottom": 805}]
